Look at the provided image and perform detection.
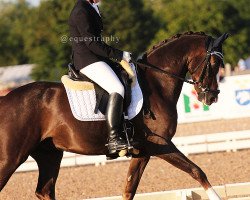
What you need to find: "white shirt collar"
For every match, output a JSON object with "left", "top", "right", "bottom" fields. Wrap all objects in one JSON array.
[{"left": 88, "top": 2, "right": 101, "bottom": 16}]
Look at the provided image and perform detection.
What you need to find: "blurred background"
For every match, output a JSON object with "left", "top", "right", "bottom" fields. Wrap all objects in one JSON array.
[{"left": 0, "top": 0, "right": 250, "bottom": 199}]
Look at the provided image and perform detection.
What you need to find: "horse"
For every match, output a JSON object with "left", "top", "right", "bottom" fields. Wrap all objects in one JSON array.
[{"left": 0, "top": 31, "right": 228, "bottom": 200}]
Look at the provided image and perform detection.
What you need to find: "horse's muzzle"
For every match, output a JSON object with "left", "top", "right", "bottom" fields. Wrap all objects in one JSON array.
[{"left": 198, "top": 89, "right": 220, "bottom": 105}]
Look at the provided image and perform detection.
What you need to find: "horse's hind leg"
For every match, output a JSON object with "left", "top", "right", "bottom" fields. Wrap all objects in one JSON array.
[
  {"left": 123, "top": 157, "right": 150, "bottom": 200},
  {"left": 31, "top": 142, "right": 63, "bottom": 200},
  {"left": 157, "top": 141, "right": 221, "bottom": 200}
]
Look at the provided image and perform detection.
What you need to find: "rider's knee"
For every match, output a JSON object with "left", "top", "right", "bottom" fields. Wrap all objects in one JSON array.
[{"left": 110, "top": 83, "right": 125, "bottom": 98}]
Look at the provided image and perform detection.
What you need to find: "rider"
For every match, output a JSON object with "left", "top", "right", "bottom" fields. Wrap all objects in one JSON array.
[{"left": 68, "top": 0, "right": 132, "bottom": 154}]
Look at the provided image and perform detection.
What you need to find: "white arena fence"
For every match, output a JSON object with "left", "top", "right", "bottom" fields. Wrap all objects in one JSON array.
[
  {"left": 16, "top": 130, "right": 250, "bottom": 172},
  {"left": 86, "top": 182, "right": 250, "bottom": 200}
]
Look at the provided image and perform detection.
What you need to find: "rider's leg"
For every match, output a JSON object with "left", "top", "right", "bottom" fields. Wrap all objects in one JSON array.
[
  {"left": 80, "top": 61, "right": 128, "bottom": 153},
  {"left": 105, "top": 92, "right": 127, "bottom": 153}
]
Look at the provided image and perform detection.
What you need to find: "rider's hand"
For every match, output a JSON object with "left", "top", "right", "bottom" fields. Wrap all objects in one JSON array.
[
  {"left": 123, "top": 51, "right": 132, "bottom": 63},
  {"left": 120, "top": 60, "right": 135, "bottom": 79}
]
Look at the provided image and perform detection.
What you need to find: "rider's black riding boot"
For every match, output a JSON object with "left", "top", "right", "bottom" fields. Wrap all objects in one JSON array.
[{"left": 106, "top": 93, "right": 128, "bottom": 154}]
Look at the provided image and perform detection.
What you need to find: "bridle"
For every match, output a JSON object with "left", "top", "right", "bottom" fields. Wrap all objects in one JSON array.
[
  {"left": 134, "top": 36, "right": 224, "bottom": 95},
  {"left": 189, "top": 36, "right": 224, "bottom": 95}
]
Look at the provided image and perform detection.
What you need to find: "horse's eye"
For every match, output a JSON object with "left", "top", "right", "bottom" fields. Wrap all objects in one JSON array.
[
  {"left": 210, "top": 63, "right": 219, "bottom": 75},
  {"left": 211, "top": 59, "right": 223, "bottom": 69},
  {"left": 211, "top": 63, "right": 217, "bottom": 68},
  {"left": 210, "top": 63, "right": 219, "bottom": 72}
]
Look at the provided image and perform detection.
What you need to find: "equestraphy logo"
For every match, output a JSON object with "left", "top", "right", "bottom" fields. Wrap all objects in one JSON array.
[{"left": 60, "top": 35, "right": 120, "bottom": 44}]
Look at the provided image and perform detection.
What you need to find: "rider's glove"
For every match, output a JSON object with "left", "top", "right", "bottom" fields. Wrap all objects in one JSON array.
[
  {"left": 121, "top": 51, "right": 135, "bottom": 85},
  {"left": 122, "top": 51, "right": 132, "bottom": 63},
  {"left": 120, "top": 60, "right": 135, "bottom": 79}
]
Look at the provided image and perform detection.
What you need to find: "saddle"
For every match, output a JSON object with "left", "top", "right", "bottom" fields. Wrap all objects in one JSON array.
[{"left": 67, "top": 62, "right": 132, "bottom": 116}]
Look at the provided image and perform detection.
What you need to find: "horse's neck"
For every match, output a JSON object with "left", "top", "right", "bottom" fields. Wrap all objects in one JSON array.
[
  {"left": 146, "top": 45, "right": 188, "bottom": 106},
  {"left": 142, "top": 48, "right": 187, "bottom": 140},
  {"left": 142, "top": 35, "right": 207, "bottom": 140}
]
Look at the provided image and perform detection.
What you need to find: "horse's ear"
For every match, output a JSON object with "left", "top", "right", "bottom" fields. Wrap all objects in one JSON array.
[{"left": 213, "top": 33, "right": 230, "bottom": 48}]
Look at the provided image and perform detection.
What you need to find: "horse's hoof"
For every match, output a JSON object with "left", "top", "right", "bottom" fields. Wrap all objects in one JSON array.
[
  {"left": 118, "top": 149, "right": 127, "bottom": 157},
  {"left": 132, "top": 148, "right": 140, "bottom": 155}
]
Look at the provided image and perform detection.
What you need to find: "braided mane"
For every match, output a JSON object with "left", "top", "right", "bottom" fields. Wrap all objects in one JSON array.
[{"left": 147, "top": 31, "right": 207, "bottom": 55}]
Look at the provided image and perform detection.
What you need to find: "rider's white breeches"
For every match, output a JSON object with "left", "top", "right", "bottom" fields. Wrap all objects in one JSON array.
[{"left": 80, "top": 61, "right": 125, "bottom": 98}]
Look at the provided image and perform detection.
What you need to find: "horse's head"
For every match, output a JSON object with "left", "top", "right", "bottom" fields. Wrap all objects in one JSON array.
[{"left": 188, "top": 33, "right": 229, "bottom": 105}]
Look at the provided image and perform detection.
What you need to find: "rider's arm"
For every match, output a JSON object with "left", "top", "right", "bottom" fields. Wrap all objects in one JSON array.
[{"left": 74, "top": 10, "right": 123, "bottom": 62}]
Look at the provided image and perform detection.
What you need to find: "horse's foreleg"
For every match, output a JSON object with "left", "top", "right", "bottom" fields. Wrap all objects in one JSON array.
[
  {"left": 157, "top": 141, "right": 221, "bottom": 200},
  {"left": 0, "top": 158, "right": 22, "bottom": 191},
  {"left": 123, "top": 157, "right": 150, "bottom": 200},
  {"left": 31, "top": 146, "right": 63, "bottom": 200},
  {"left": 0, "top": 137, "right": 30, "bottom": 191}
]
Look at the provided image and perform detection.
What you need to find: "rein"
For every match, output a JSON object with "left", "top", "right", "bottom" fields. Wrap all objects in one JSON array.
[
  {"left": 133, "top": 37, "right": 224, "bottom": 88},
  {"left": 133, "top": 59, "right": 197, "bottom": 85}
]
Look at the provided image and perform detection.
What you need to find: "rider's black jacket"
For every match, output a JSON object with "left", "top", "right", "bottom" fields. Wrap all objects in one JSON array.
[{"left": 68, "top": 0, "right": 123, "bottom": 70}]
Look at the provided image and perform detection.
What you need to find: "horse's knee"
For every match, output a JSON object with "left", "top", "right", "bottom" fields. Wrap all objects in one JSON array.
[{"left": 190, "top": 167, "right": 207, "bottom": 182}]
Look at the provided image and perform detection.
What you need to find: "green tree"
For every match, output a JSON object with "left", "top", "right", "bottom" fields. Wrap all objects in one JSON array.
[
  {"left": 0, "top": 0, "right": 31, "bottom": 66},
  {"left": 27, "top": 0, "right": 75, "bottom": 81},
  {"left": 150, "top": 0, "right": 250, "bottom": 66},
  {"left": 1, "top": 0, "right": 249, "bottom": 80},
  {"left": 100, "top": 0, "right": 160, "bottom": 57},
  {"left": 31, "top": 0, "right": 160, "bottom": 80}
]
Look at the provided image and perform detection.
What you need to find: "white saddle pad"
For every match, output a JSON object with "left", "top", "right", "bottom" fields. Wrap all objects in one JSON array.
[{"left": 62, "top": 64, "right": 143, "bottom": 121}]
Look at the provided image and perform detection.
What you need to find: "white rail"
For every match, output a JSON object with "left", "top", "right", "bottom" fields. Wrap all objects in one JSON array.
[
  {"left": 16, "top": 130, "right": 250, "bottom": 172},
  {"left": 87, "top": 182, "right": 250, "bottom": 200},
  {"left": 172, "top": 129, "right": 250, "bottom": 155}
]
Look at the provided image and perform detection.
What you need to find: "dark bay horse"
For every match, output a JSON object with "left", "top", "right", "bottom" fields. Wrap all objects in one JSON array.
[{"left": 0, "top": 32, "right": 228, "bottom": 200}]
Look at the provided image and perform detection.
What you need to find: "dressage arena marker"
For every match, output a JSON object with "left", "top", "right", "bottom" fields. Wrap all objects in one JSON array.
[
  {"left": 16, "top": 130, "right": 250, "bottom": 172},
  {"left": 85, "top": 182, "right": 250, "bottom": 200}
]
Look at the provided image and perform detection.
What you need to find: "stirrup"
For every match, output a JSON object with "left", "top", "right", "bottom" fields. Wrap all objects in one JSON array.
[{"left": 106, "top": 142, "right": 128, "bottom": 154}]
